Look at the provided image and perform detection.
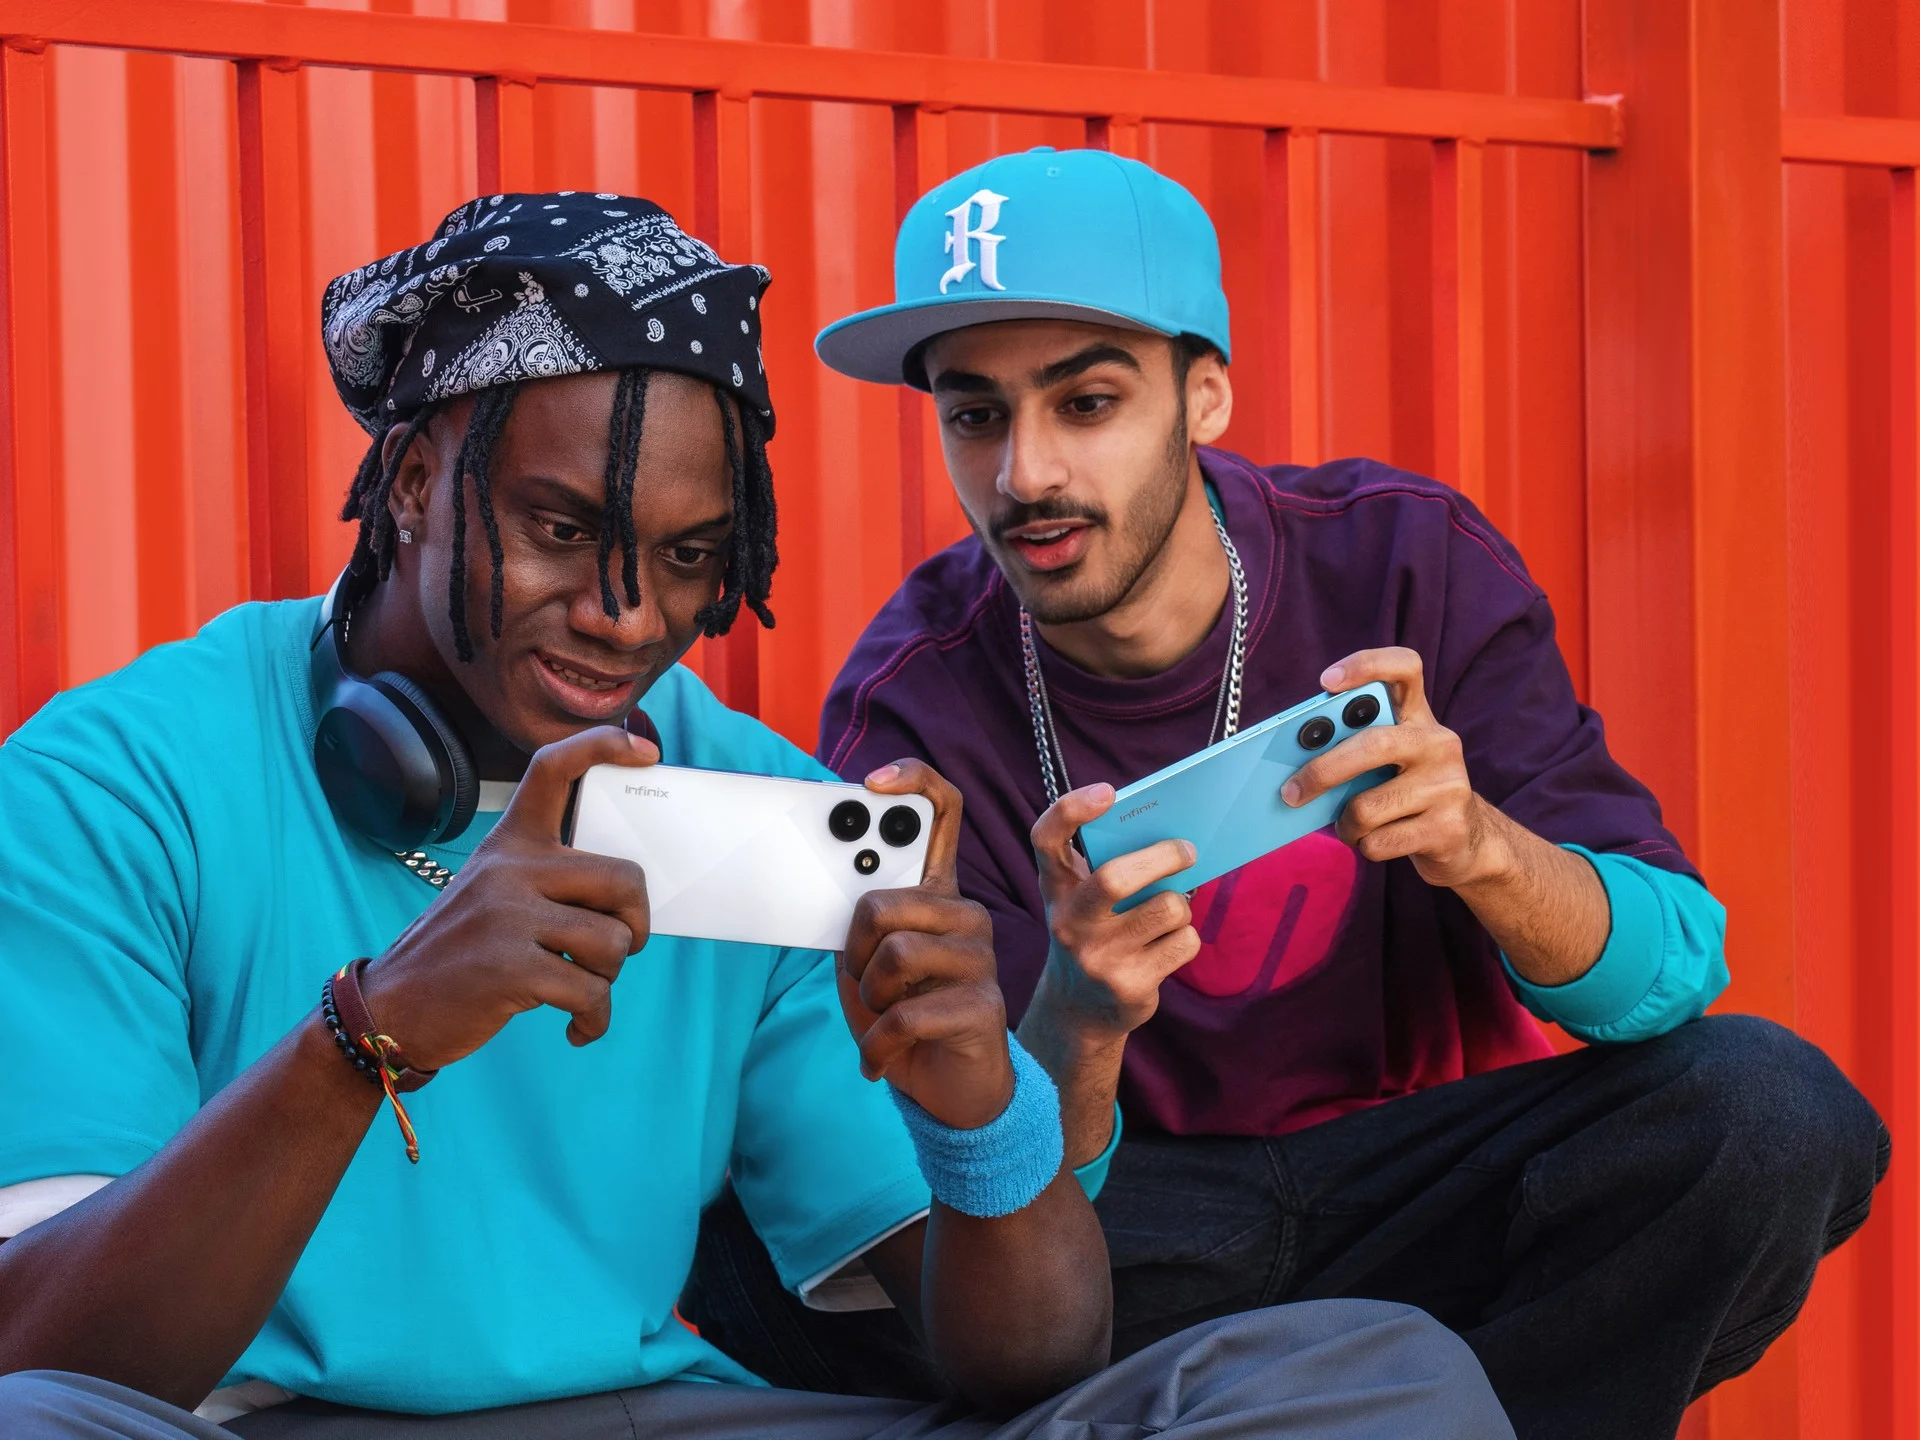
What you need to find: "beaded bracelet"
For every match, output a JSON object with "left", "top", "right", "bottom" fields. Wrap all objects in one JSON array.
[
  {"left": 319, "top": 978, "right": 386, "bottom": 1087},
  {"left": 320, "top": 960, "right": 431, "bottom": 1164}
]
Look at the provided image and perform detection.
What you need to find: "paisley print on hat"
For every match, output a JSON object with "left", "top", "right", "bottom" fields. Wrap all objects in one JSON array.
[{"left": 320, "top": 191, "right": 774, "bottom": 438}]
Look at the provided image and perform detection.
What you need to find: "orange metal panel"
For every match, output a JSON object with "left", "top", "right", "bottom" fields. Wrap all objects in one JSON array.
[
  {"left": 516, "top": 0, "right": 600, "bottom": 194},
  {"left": 125, "top": 50, "right": 190, "bottom": 653},
  {"left": 0, "top": 8, "right": 1910, "bottom": 1436},
  {"left": 891, "top": 102, "right": 947, "bottom": 574},
  {"left": 0, "top": 0, "right": 1622, "bottom": 150},
  {"left": 1260, "top": 127, "right": 1324, "bottom": 466},
  {"left": 369, "top": 0, "right": 422, "bottom": 258},
  {"left": 0, "top": 37, "right": 55, "bottom": 732},
  {"left": 1782, "top": 93, "right": 1875, "bottom": 1440},
  {"left": 1478, "top": 0, "right": 1590, "bottom": 699},
  {"left": 1582, "top": 0, "right": 1700, "bottom": 853},
  {"left": 690, "top": 85, "right": 756, "bottom": 715},
  {"left": 1431, "top": 135, "right": 1487, "bottom": 504},
  {"left": 1777, "top": 15, "right": 1909, "bottom": 1435},
  {"left": 1691, "top": 0, "right": 1797, "bottom": 1428},
  {"left": 1886, "top": 159, "right": 1920, "bottom": 1440},
  {"left": 1317, "top": 8, "right": 1394, "bottom": 469},
  {"left": 177, "top": 54, "right": 246, "bottom": 626},
  {"left": 54, "top": 41, "right": 138, "bottom": 689},
  {"left": 236, "top": 57, "right": 310, "bottom": 602}
]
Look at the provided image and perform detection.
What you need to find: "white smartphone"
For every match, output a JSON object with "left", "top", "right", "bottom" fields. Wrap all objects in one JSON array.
[{"left": 562, "top": 764, "right": 934, "bottom": 951}]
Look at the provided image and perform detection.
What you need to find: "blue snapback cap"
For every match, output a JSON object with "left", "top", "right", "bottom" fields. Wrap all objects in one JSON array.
[{"left": 815, "top": 147, "right": 1231, "bottom": 388}]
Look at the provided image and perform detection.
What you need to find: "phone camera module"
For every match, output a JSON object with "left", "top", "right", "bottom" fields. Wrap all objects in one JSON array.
[
  {"left": 829, "top": 800, "right": 871, "bottom": 842},
  {"left": 1341, "top": 693, "right": 1381, "bottom": 729},
  {"left": 854, "top": 848, "right": 881, "bottom": 876},
  {"left": 878, "top": 805, "right": 922, "bottom": 848},
  {"left": 1299, "top": 716, "right": 1337, "bottom": 750}
]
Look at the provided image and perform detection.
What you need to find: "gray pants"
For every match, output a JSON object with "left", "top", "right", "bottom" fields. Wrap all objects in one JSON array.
[{"left": 0, "top": 1300, "right": 1513, "bottom": 1439}]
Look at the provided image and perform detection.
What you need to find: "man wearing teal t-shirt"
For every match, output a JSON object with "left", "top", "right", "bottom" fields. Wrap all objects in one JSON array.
[{"left": 0, "top": 194, "right": 1510, "bottom": 1438}]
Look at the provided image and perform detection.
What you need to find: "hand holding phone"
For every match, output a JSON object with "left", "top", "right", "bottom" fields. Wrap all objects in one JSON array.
[
  {"left": 1288, "top": 647, "right": 1493, "bottom": 889},
  {"left": 360, "top": 727, "right": 656, "bottom": 1072},
  {"left": 835, "top": 760, "right": 1014, "bottom": 1130},
  {"left": 1024, "top": 785, "right": 1205, "bottom": 1045},
  {"left": 1080, "top": 679, "right": 1398, "bottom": 912},
  {"left": 565, "top": 763, "right": 932, "bottom": 951}
]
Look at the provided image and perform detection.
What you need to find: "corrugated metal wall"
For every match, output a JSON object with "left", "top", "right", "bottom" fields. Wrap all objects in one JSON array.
[
  {"left": 0, "top": 1, "right": 1915, "bottom": 1435},
  {"left": 15, "top": 0, "right": 1603, "bottom": 750}
]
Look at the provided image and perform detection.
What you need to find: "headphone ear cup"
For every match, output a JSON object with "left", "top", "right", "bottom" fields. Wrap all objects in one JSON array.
[{"left": 370, "top": 671, "right": 479, "bottom": 843}]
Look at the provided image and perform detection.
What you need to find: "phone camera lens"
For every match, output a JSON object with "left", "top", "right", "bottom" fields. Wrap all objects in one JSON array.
[
  {"left": 1341, "top": 694, "right": 1381, "bottom": 729},
  {"left": 829, "top": 800, "right": 871, "bottom": 842},
  {"left": 878, "top": 805, "right": 922, "bottom": 848},
  {"left": 854, "top": 848, "right": 880, "bottom": 876},
  {"left": 1299, "top": 716, "right": 1337, "bottom": 750}
]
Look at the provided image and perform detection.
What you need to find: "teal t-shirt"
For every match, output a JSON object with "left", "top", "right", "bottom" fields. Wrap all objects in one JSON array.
[{"left": 0, "top": 598, "right": 932, "bottom": 1413}]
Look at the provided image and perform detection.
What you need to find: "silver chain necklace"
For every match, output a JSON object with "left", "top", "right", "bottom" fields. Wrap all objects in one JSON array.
[
  {"left": 394, "top": 851, "right": 453, "bottom": 889},
  {"left": 1020, "top": 503, "right": 1249, "bottom": 808}
]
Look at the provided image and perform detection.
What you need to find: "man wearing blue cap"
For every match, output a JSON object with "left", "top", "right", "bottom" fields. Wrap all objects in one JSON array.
[{"left": 685, "top": 149, "right": 1889, "bottom": 1440}]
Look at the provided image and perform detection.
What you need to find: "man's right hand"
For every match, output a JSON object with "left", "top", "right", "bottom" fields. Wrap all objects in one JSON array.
[
  {"left": 1026, "top": 783, "right": 1201, "bottom": 1044},
  {"left": 359, "top": 726, "right": 655, "bottom": 1072}
]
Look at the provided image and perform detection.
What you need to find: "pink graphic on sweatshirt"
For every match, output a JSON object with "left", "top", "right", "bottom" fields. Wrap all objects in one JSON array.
[{"left": 1175, "top": 832, "right": 1361, "bottom": 998}]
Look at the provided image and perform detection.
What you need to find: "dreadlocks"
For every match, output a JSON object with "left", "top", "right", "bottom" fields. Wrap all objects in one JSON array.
[
  {"left": 699, "top": 386, "right": 778, "bottom": 638},
  {"left": 598, "top": 368, "right": 648, "bottom": 619},
  {"left": 339, "top": 370, "right": 780, "bottom": 659}
]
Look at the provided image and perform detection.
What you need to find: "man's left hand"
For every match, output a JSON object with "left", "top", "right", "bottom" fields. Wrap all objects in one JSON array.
[
  {"left": 1283, "top": 646, "right": 1511, "bottom": 890},
  {"left": 838, "top": 760, "right": 1014, "bottom": 1131}
]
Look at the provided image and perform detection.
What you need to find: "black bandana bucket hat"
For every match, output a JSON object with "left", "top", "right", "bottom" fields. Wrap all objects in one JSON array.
[{"left": 321, "top": 191, "right": 773, "bottom": 437}]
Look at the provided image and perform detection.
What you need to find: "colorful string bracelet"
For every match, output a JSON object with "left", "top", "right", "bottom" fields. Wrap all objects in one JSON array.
[{"left": 320, "top": 958, "right": 436, "bottom": 1164}]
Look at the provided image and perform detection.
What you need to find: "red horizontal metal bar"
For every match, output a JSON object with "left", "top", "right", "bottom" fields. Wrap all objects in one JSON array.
[
  {"left": 1782, "top": 113, "right": 1920, "bottom": 168},
  {"left": 0, "top": 0, "right": 1620, "bottom": 151}
]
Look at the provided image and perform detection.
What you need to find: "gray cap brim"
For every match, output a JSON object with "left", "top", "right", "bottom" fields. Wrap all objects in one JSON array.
[{"left": 815, "top": 295, "right": 1171, "bottom": 389}]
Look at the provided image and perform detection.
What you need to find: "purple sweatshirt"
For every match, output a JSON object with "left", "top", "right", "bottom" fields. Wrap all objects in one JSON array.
[{"left": 819, "top": 449, "right": 1699, "bottom": 1138}]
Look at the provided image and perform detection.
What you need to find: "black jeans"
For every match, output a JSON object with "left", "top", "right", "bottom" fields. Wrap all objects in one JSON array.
[{"left": 683, "top": 1015, "right": 1890, "bottom": 1440}]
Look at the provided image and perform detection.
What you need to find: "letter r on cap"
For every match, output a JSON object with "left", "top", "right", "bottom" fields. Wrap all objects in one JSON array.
[{"left": 940, "top": 189, "right": 1009, "bottom": 294}]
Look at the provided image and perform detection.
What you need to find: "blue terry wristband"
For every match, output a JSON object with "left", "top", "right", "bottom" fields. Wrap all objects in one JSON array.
[{"left": 889, "top": 1035, "right": 1064, "bottom": 1218}]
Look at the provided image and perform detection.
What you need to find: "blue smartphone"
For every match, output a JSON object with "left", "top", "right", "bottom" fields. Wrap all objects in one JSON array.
[{"left": 1080, "top": 681, "right": 1397, "bottom": 912}]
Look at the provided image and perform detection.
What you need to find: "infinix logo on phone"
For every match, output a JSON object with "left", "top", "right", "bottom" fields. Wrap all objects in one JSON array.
[
  {"left": 1116, "top": 800, "right": 1159, "bottom": 823},
  {"left": 623, "top": 784, "right": 671, "bottom": 799}
]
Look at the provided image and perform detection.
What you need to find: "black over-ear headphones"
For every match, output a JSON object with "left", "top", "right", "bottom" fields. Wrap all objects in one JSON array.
[{"left": 310, "top": 570, "right": 479, "bottom": 851}]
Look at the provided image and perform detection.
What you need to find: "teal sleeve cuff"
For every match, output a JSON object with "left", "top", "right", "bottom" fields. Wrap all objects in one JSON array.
[
  {"left": 1072, "top": 1103, "right": 1123, "bottom": 1202},
  {"left": 1503, "top": 845, "right": 1729, "bottom": 1044}
]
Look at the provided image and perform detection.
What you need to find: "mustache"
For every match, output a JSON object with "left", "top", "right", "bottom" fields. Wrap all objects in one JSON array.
[{"left": 987, "top": 497, "right": 1108, "bottom": 542}]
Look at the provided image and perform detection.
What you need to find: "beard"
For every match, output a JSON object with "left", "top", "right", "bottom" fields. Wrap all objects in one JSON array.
[{"left": 984, "top": 400, "right": 1191, "bottom": 626}]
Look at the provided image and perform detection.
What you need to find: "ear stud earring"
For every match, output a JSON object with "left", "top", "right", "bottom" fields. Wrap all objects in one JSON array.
[{"left": 398, "top": 528, "right": 414, "bottom": 544}]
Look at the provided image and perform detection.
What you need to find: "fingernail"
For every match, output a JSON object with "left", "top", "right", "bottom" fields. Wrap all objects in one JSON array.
[
  {"left": 1281, "top": 780, "right": 1300, "bottom": 806},
  {"left": 1091, "top": 783, "right": 1115, "bottom": 803},
  {"left": 867, "top": 764, "right": 900, "bottom": 785},
  {"left": 627, "top": 733, "right": 658, "bottom": 756},
  {"left": 1322, "top": 664, "right": 1344, "bottom": 688},
  {"left": 1181, "top": 841, "right": 1198, "bottom": 864}
]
